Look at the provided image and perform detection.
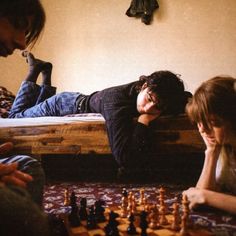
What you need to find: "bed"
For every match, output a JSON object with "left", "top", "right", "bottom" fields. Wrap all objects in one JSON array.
[{"left": 0, "top": 113, "right": 204, "bottom": 157}]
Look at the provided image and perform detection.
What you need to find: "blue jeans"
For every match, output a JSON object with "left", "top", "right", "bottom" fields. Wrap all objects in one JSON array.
[
  {"left": 9, "top": 81, "right": 82, "bottom": 118},
  {"left": 0, "top": 155, "right": 45, "bottom": 206}
]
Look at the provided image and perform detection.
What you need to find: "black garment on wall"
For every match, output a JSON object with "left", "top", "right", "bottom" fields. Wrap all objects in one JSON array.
[{"left": 126, "top": 0, "right": 159, "bottom": 25}]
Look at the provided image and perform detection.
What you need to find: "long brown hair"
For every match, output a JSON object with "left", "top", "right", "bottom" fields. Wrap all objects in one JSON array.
[
  {"left": 0, "top": 0, "right": 46, "bottom": 47},
  {"left": 186, "top": 76, "right": 236, "bottom": 131}
]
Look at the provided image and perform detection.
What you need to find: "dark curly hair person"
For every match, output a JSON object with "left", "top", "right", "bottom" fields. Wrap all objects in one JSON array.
[{"left": 10, "top": 52, "right": 192, "bottom": 169}]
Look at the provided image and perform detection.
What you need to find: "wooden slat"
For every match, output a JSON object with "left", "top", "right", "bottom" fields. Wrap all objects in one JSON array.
[{"left": 0, "top": 116, "right": 205, "bottom": 156}]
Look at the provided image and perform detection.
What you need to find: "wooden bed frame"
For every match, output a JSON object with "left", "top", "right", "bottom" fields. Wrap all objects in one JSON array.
[{"left": 0, "top": 114, "right": 205, "bottom": 157}]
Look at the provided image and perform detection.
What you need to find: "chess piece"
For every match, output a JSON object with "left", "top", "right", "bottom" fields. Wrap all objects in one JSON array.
[
  {"left": 121, "top": 188, "right": 128, "bottom": 218},
  {"left": 68, "top": 191, "right": 80, "bottom": 227},
  {"left": 127, "top": 192, "right": 133, "bottom": 218},
  {"left": 159, "top": 205, "right": 168, "bottom": 225},
  {"left": 95, "top": 199, "right": 106, "bottom": 222},
  {"left": 140, "top": 211, "right": 148, "bottom": 236},
  {"left": 158, "top": 187, "right": 165, "bottom": 207},
  {"left": 63, "top": 188, "right": 69, "bottom": 206},
  {"left": 79, "top": 197, "right": 88, "bottom": 220},
  {"left": 171, "top": 202, "right": 180, "bottom": 231},
  {"left": 87, "top": 206, "right": 96, "bottom": 229},
  {"left": 121, "top": 196, "right": 128, "bottom": 218},
  {"left": 139, "top": 188, "right": 145, "bottom": 205},
  {"left": 158, "top": 187, "right": 168, "bottom": 225},
  {"left": 180, "top": 214, "right": 188, "bottom": 236},
  {"left": 127, "top": 213, "right": 137, "bottom": 235},
  {"left": 131, "top": 195, "right": 137, "bottom": 214},
  {"left": 143, "top": 198, "right": 148, "bottom": 212},
  {"left": 180, "top": 194, "right": 190, "bottom": 235},
  {"left": 182, "top": 195, "right": 190, "bottom": 217},
  {"left": 144, "top": 203, "right": 151, "bottom": 220},
  {"left": 70, "top": 191, "right": 77, "bottom": 206},
  {"left": 105, "top": 211, "right": 119, "bottom": 236},
  {"left": 149, "top": 204, "right": 159, "bottom": 229},
  {"left": 122, "top": 188, "right": 128, "bottom": 198}
]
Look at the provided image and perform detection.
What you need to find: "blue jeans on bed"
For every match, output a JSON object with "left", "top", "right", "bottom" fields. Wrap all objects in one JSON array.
[
  {"left": 0, "top": 155, "right": 45, "bottom": 206},
  {"left": 9, "top": 81, "right": 83, "bottom": 118}
]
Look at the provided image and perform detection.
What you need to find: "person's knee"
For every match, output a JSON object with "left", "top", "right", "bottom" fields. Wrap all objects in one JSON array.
[
  {"left": 5, "top": 155, "right": 46, "bottom": 206},
  {"left": 0, "top": 185, "right": 50, "bottom": 236},
  {"left": 23, "top": 159, "right": 46, "bottom": 206}
]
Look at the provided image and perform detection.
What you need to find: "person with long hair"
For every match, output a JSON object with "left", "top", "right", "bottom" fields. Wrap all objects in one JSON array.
[
  {"left": 183, "top": 76, "right": 236, "bottom": 214},
  {"left": 0, "top": 0, "right": 46, "bottom": 206}
]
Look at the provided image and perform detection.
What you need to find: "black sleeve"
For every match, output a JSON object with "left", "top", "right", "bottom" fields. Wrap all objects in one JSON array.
[
  {"left": 98, "top": 86, "right": 152, "bottom": 168},
  {"left": 104, "top": 109, "right": 151, "bottom": 168}
]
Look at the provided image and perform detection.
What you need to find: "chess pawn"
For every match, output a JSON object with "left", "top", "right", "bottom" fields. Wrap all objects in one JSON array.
[
  {"left": 181, "top": 194, "right": 191, "bottom": 228},
  {"left": 127, "top": 213, "right": 137, "bottom": 234},
  {"left": 144, "top": 202, "right": 149, "bottom": 212},
  {"left": 122, "top": 188, "right": 128, "bottom": 198},
  {"left": 131, "top": 195, "right": 137, "bottom": 214},
  {"left": 95, "top": 199, "right": 106, "bottom": 223},
  {"left": 139, "top": 188, "right": 145, "bottom": 205},
  {"left": 128, "top": 192, "right": 133, "bottom": 205},
  {"left": 182, "top": 195, "right": 190, "bottom": 216},
  {"left": 158, "top": 187, "right": 165, "bottom": 207},
  {"left": 158, "top": 187, "right": 165, "bottom": 202},
  {"left": 171, "top": 202, "right": 180, "bottom": 231},
  {"left": 87, "top": 206, "right": 96, "bottom": 229},
  {"left": 68, "top": 192, "right": 80, "bottom": 227},
  {"left": 179, "top": 213, "right": 188, "bottom": 236},
  {"left": 121, "top": 196, "right": 128, "bottom": 218},
  {"left": 79, "top": 197, "right": 88, "bottom": 221},
  {"left": 63, "top": 188, "right": 69, "bottom": 206},
  {"left": 70, "top": 191, "right": 77, "bottom": 207},
  {"left": 159, "top": 205, "right": 168, "bottom": 225},
  {"left": 127, "top": 192, "right": 133, "bottom": 218},
  {"left": 143, "top": 198, "right": 148, "bottom": 212},
  {"left": 121, "top": 188, "right": 128, "bottom": 218},
  {"left": 140, "top": 211, "right": 148, "bottom": 236},
  {"left": 149, "top": 204, "right": 159, "bottom": 229},
  {"left": 105, "top": 211, "right": 119, "bottom": 236}
]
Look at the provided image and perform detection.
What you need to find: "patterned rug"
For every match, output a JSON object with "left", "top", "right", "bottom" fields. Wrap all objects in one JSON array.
[{"left": 43, "top": 182, "right": 236, "bottom": 236}]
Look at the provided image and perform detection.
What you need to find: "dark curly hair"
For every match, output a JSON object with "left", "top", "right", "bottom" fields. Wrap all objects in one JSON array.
[{"left": 135, "top": 70, "right": 192, "bottom": 115}]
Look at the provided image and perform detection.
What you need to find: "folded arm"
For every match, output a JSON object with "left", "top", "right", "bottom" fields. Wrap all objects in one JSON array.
[{"left": 0, "top": 142, "right": 33, "bottom": 187}]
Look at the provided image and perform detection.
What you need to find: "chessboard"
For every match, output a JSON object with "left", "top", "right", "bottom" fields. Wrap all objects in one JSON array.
[
  {"left": 62, "top": 208, "right": 213, "bottom": 236},
  {"left": 60, "top": 187, "right": 214, "bottom": 236}
]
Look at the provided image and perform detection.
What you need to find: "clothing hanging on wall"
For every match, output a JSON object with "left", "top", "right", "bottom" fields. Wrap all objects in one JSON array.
[{"left": 126, "top": 0, "right": 159, "bottom": 25}]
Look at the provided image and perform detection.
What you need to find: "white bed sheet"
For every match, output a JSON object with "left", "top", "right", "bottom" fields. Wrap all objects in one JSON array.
[{"left": 0, "top": 113, "right": 105, "bottom": 127}]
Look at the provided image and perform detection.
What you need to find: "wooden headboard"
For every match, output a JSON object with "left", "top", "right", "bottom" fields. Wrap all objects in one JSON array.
[{"left": 0, "top": 114, "right": 204, "bottom": 156}]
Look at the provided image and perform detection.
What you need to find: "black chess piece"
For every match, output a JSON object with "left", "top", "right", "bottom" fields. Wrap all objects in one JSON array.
[
  {"left": 79, "top": 197, "right": 88, "bottom": 220},
  {"left": 122, "top": 188, "right": 128, "bottom": 198},
  {"left": 127, "top": 213, "right": 137, "bottom": 235},
  {"left": 87, "top": 206, "right": 96, "bottom": 229},
  {"left": 48, "top": 214, "right": 69, "bottom": 236},
  {"left": 140, "top": 211, "right": 148, "bottom": 236},
  {"left": 68, "top": 192, "right": 80, "bottom": 227},
  {"left": 70, "top": 191, "right": 77, "bottom": 207},
  {"left": 104, "top": 211, "right": 119, "bottom": 236},
  {"left": 94, "top": 199, "right": 106, "bottom": 223}
]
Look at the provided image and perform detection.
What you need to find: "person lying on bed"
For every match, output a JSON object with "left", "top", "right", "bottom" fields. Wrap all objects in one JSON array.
[
  {"left": 183, "top": 76, "right": 236, "bottom": 215},
  {"left": 0, "top": 0, "right": 46, "bottom": 207},
  {"left": 10, "top": 52, "right": 192, "bottom": 169}
]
